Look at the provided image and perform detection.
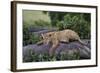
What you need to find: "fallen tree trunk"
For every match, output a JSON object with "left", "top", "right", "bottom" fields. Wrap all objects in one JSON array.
[{"left": 23, "top": 40, "right": 90, "bottom": 62}]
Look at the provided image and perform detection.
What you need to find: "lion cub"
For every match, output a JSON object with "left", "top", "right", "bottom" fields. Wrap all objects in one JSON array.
[{"left": 37, "top": 29, "right": 87, "bottom": 56}]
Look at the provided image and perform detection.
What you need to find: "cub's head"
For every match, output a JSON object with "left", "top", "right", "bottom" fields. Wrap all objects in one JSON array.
[{"left": 41, "top": 32, "right": 53, "bottom": 45}]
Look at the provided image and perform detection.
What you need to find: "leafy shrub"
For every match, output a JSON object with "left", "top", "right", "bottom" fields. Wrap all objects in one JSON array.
[
  {"left": 23, "top": 23, "right": 30, "bottom": 46},
  {"left": 23, "top": 19, "right": 52, "bottom": 46},
  {"left": 34, "top": 20, "right": 51, "bottom": 27},
  {"left": 29, "top": 33, "right": 41, "bottom": 44},
  {"left": 26, "top": 49, "right": 80, "bottom": 62},
  {"left": 23, "top": 24, "right": 41, "bottom": 46},
  {"left": 49, "top": 12, "right": 91, "bottom": 39}
]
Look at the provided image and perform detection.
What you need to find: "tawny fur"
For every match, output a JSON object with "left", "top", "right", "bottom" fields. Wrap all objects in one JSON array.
[{"left": 37, "top": 29, "right": 89, "bottom": 56}]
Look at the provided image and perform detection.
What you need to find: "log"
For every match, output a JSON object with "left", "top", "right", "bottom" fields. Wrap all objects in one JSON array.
[{"left": 23, "top": 40, "right": 91, "bottom": 62}]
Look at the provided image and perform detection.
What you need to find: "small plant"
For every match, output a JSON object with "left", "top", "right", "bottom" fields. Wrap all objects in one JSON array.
[
  {"left": 24, "top": 49, "right": 80, "bottom": 62},
  {"left": 29, "top": 33, "right": 41, "bottom": 44}
]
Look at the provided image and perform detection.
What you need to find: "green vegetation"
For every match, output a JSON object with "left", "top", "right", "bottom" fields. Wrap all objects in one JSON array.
[
  {"left": 23, "top": 23, "right": 41, "bottom": 46},
  {"left": 24, "top": 49, "right": 80, "bottom": 62},
  {"left": 34, "top": 19, "right": 51, "bottom": 27},
  {"left": 23, "top": 10, "right": 51, "bottom": 24},
  {"left": 48, "top": 12, "right": 91, "bottom": 39}
]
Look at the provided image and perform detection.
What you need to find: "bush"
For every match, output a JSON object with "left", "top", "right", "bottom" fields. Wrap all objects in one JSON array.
[
  {"left": 23, "top": 23, "right": 41, "bottom": 46},
  {"left": 26, "top": 50, "right": 80, "bottom": 62},
  {"left": 49, "top": 12, "right": 91, "bottom": 39},
  {"left": 34, "top": 20, "right": 51, "bottom": 27},
  {"left": 23, "top": 19, "right": 52, "bottom": 46}
]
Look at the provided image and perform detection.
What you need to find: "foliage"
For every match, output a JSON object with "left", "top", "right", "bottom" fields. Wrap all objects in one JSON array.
[
  {"left": 34, "top": 19, "right": 51, "bottom": 27},
  {"left": 24, "top": 49, "right": 80, "bottom": 62},
  {"left": 23, "top": 22, "right": 30, "bottom": 46},
  {"left": 23, "top": 22, "right": 41, "bottom": 46},
  {"left": 48, "top": 12, "right": 91, "bottom": 39}
]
